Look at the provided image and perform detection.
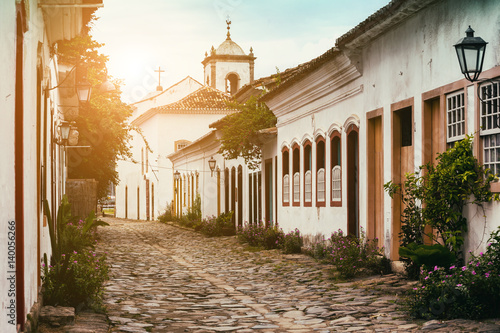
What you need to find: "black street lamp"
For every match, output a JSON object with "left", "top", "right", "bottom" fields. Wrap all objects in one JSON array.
[{"left": 454, "top": 26, "right": 488, "bottom": 82}]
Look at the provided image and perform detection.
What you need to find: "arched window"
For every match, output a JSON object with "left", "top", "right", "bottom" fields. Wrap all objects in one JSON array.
[
  {"left": 282, "top": 147, "right": 290, "bottom": 205},
  {"left": 292, "top": 144, "right": 300, "bottom": 206},
  {"left": 316, "top": 137, "right": 326, "bottom": 206},
  {"left": 303, "top": 141, "right": 312, "bottom": 206},
  {"left": 331, "top": 132, "right": 342, "bottom": 206}
]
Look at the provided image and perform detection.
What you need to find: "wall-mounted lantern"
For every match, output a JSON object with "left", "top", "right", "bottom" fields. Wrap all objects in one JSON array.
[
  {"left": 208, "top": 156, "right": 216, "bottom": 177},
  {"left": 454, "top": 26, "right": 488, "bottom": 82}
]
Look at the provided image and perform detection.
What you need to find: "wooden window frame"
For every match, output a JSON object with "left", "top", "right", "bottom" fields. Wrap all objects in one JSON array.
[
  {"left": 316, "top": 136, "right": 326, "bottom": 207},
  {"left": 303, "top": 140, "right": 312, "bottom": 207},
  {"left": 282, "top": 147, "right": 290, "bottom": 206},
  {"left": 330, "top": 131, "right": 342, "bottom": 207},
  {"left": 292, "top": 143, "right": 300, "bottom": 206}
]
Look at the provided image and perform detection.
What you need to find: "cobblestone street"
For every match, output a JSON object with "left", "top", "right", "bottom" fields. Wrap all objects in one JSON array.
[{"left": 97, "top": 217, "right": 500, "bottom": 332}]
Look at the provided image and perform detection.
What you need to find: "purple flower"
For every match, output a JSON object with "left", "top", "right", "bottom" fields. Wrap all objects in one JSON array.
[
  {"left": 472, "top": 271, "right": 476, "bottom": 275},
  {"left": 462, "top": 266, "right": 467, "bottom": 271},
  {"left": 486, "top": 272, "right": 490, "bottom": 278}
]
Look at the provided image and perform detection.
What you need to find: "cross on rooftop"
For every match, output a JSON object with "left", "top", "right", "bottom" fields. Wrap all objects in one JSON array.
[{"left": 155, "top": 66, "right": 165, "bottom": 91}]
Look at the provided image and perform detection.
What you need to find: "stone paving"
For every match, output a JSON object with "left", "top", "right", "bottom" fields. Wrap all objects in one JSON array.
[{"left": 97, "top": 217, "right": 500, "bottom": 332}]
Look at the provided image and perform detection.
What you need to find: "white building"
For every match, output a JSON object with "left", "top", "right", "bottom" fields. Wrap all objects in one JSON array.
[
  {"left": 115, "top": 23, "right": 256, "bottom": 221},
  {"left": 261, "top": 0, "right": 500, "bottom": 260},
  {"left": 0, "top": 0, "right": 102, "bottom": 331}
]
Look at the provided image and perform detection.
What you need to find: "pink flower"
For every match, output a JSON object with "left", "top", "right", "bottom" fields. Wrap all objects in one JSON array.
[
  {"left": 485, "top": 272, "right": 490, "bottom": 278},
  {"left": 450, "top": 265, "right": 455, "bottom": 269},
  {"left": 462, "top": 266, "right": 467, "bottom": 271},
  {"left": 457, "top": 284, "right": 463, "bottom": 287},
  {"left": 472, "top": 271, "right": 476, "bottom": 275}
]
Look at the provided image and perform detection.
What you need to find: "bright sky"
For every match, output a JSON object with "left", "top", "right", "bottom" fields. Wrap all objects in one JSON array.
[{"left": 91, "top": 0, "right": 390, "bottom": 103}]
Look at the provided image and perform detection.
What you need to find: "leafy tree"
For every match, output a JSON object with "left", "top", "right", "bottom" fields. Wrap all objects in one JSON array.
[
  {"left": 56, "top": 33, "right": 133, "bottom": 199},
  {"left": 218, "top": 96, "right": 276, "bottom": 169}
]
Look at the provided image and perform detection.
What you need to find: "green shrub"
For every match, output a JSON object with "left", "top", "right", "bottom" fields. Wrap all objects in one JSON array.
[
  {"left": 199, "top": 212, "right": 234, "bottom": 237},
  {"left": 42, "top": 250, "right": 108, "bottom": 309},
  {"left": 399, "top": 243, "right": 456, "bottom": 271},
  {"left": 42, "top": 197, "right": 109, "bottom": 310},
  {"left": 309, "top": 228, "right": 389, "bottom": 279},
  {"left": 281, "top": 229, "right": 303, "bottom": 254},
  {"left": 237, "top": 223, "right": 284, "bottom": 250},
  {"left": 158, "top": 202, "right": 172, "bottom": 223}
]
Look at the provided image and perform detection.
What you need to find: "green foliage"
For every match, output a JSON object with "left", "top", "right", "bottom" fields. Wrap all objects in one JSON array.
[
  {"left": 218, "top": 96, "right": 277, "bottom": 169},
  {"left": 42, "top": 250, "right": 108, "bottom": 310},
  {"left": 281, "top": 229, "right": 303, "bottom": 254},
  {"left": 57, "top": 32, "right": 133, "bottom": 199},
  {"left": 399, "top": 243, "right": 456, "bottom": 271},
  {"left": 158, "top": 202, "right": 173, "bottom": 223},
  {"left": 177, "top": 195, "right": 202, "bottom": 229},
  {"left": 406, "top": 227, "right": 500, "bottom": 320},
  {"left": 199, "top": 212, "right": 235, "bottom": 237},
  {"left": 237, "top": 223, "right": 284, "bottom": 250},
  {"left": 42, "top": 197, "right": 109, "bottom": 310},
  {"left": 385, "top": 135, "right": 498, "bottom": 267},
  {"left": 309, "top": 229, "right": 389, "bottom": 279}
]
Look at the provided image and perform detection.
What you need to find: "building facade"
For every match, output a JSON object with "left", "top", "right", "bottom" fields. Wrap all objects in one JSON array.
[
  {"left": 0, "top": 0, "right": 102, "bottom": 331},
  {"left": 261, "top": 0, "right": 500, "bottom": 260}
]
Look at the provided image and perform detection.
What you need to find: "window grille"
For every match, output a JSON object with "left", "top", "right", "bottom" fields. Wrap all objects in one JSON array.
[
  {"left": 446, "top": 91, "right": 466, "bottom": 143},
  {"left": 480, "top": 80, "right": 500, "bottom": 176},
  {"left": 304, "top": 170, "right": 312, "bottom": 203},
  {"left": 283, "top": 174, "right": 289, "bottom": 203},
  {"left": 317, "top": 168, "right": 325, "bottom": 202},
  {"left": 293, "top": 172, "right": 300, "bottom": 203},
  {"left": 332, "top": 165, "right": 341, "bottom": 201}
]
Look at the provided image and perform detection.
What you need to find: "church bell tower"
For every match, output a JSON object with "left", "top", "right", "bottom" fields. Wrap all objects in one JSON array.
[{"left": 202, "top": 20, "right": 256, "bottom": 95}]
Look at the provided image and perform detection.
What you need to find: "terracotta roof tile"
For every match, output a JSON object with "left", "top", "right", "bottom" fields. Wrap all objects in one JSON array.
[{"left": 154, "top": 86, "right": 234, "bottom": 111}]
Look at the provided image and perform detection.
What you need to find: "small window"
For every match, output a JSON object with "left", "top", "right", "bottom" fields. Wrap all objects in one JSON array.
[
  {"left": 332, "top": 165, "right": 341, "bottom": 201},
  {"left": 480, "top": 81, "right": 500, "bottom": 135},
  {"left": 317, "top": 168, "right": 325, "bottom": 202},
  {"left": 282, "top": 148, "right": 290, "bottom": 206},
  {"left": 303, "top": 141, "right": 312, "bottom": 206},
  {"left": 447, "top": 91, "right": 466, "bottom": 143},
  {"left": 480, "top": 79, "right": 500, "bottom": 176},
  {"left": 283, "top": 174, "right": 290, "bottom": 204},
  {"left": 316, "top": 138, "right": 326, "bottom": 206},
  {"left": 330, "top": 132, "right": 342, "bottom": 206},
  {"left": 304, "top": 170, "right": 312, "bottom": 203},
  {"left": 292, "top": 145, "right": 300, "bottom": 206},
  {"left": 293, "top": 172, "right": 300, "bottom": 203}
]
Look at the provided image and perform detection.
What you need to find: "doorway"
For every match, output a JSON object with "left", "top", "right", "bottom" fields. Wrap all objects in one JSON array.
[
  {"left": 391, "top": 104, "right": 414, "bottom": 260},
  {"left": 367, "top": 113, "right": 384, "bottom": 243}
]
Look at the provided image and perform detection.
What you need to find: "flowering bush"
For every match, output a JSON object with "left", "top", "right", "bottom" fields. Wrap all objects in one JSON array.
[
  {"left": 42, "top": 197, "right": 109, "bottom": 310},
  {"left": 42, "top": 250, "right": 108, "bottom": 309},
  {"left": 407, "top": 227, "right": 500, "bottom": 319},
  {"left": 199, "top": 212, "right": 234, "bottom": 237},
  {"left": 237, "top": 223, "right": 284, "bottom": 250},
  {"left": 281, "top": 229, "right": 303, "bottom": 254},
  {"left": 309, "top": 228, "right": 388, "bottom": 279}
]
